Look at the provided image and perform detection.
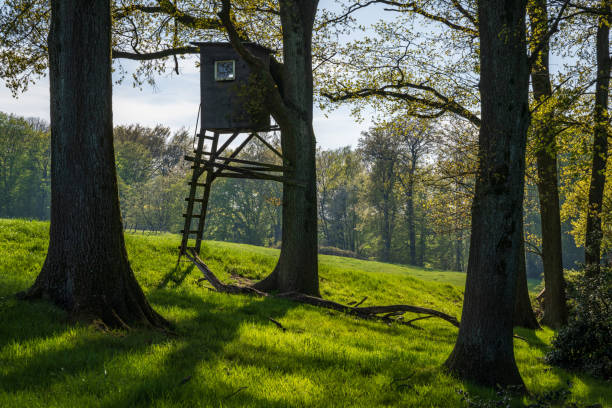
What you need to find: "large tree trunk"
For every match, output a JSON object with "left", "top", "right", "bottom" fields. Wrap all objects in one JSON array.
[
  {"left": 585, "top": 2, "right": 611, "bottom": 276},
  {"left": 253, "top": 0, "right": 320, "bottom": 296},
  {"left": 19, "top": 0, "right": 168, "bottom": 329},
  {"left": 528, "top": 0, "right": 568, "bottom": 328},
  {"left": 445, "top": 0, "right": 529, "bottom": 389}
]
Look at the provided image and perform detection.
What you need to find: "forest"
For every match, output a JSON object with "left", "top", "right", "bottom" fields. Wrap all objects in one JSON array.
[
  {"left": 0, "top": 113, "right": 596, "bottom": 277},
  {"left": 0, "top": 0, "right": 611, "bottom": 406}
]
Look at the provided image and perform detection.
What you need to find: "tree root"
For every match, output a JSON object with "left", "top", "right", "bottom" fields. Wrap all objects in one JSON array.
[{"left": 186, "top": 250, "right": 460, "bottom": 330}]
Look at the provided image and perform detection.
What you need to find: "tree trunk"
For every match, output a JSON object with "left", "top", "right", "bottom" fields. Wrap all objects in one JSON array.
[
  {"left": 445, "top": 0, "right": 528, "bottom": 389},
  {"left": 455, "top": 230, "right": 463, "bottom": 272},
  {"left": 527, "top": 0, "right": 568, "bottom": 328},
  {"left": 585, "top": 2, "right": 611, "bottom": 276},
  {"left": 418, "top": 215, "right": 426, "bottom": 266},
  {"left": 253, "top": 0, "right": 320, "bottom": 296},
  {"left": 407, "top": 180, "right": 417, "bottom": 265},
  {"left": 19, "top": 0, "right": 169, "bottom": 329},
  {"left": 381, "top": 203, "right": 393, "bottom": 262},
  {"left": 514, "top": 224, "right": 540, "bottom": 329}
]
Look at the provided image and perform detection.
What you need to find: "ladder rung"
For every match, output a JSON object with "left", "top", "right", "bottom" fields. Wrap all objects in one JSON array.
[
  {"left": 198, "top": 133, "right": 215, "bottom": 140},
  {"left": 181, "top": 230, "right": 201, "bottom": 235},
  {"left": 185, "top": 198, "right": 205, "bottom": 202},
  {"left": 183, "top": 213, "right": 203, "bottom": 218},
  {"left": 188, "top": 181, "right": 206, "bottom": 187}
]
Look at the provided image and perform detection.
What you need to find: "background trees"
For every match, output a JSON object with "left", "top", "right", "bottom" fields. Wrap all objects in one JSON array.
[{"left": 0, "top": 112, "right": 49, "bottom": 219}]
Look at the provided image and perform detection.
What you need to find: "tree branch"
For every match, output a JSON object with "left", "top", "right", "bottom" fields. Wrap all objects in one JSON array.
[
  {"left": 113, "top": 1, "right": 222, "bottom": 30},
  {"left": 323, "top": 84, "right": 481, "bottom": 127},
  {"left": 528, "top": 0, "right": 571, "bottom": 68},
  {"left": 217, "top": 0, "right": 291, "bottom": 126},
  {"left": 112, "top": 46, "right": 199, "bottom": 60},
  {"left": 186, "top": 250, "right": 461, "bottom": 330}
]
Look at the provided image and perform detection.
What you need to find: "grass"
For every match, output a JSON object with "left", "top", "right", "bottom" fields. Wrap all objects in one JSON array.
[{"left": 0, "top": 218, "right": 609, "bottom": 407}]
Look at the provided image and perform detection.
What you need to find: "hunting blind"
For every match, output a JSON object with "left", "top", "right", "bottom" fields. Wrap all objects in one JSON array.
[{"left": 179, "top": 42, "right": 290, "bottom": 260}]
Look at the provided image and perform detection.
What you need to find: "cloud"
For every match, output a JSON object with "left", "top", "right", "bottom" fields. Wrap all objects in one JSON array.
[{"left": 1, "top": 67, "right": 367, "bottom": 149}]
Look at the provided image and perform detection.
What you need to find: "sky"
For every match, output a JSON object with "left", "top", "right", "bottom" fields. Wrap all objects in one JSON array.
[
  {"left": 0, "top": 59, "right": 371, "bottom": 149},
  {"left": 0, "top": 0, "right": 389, "bottom": 150}
]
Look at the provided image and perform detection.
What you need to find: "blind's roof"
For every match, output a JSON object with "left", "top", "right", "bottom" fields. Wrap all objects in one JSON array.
[{"left": 190, "top": 41, "right": 275, "bottom": 54}]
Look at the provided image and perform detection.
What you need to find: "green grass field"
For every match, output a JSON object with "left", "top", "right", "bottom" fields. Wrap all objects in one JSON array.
[{"left": 0, "top": 219, "right": 609, "bottom": 407}]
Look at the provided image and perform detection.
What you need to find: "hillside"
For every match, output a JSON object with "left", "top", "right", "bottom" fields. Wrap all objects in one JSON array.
[{"left": 0, "top": 219, "right": 609, "bottom": 407}]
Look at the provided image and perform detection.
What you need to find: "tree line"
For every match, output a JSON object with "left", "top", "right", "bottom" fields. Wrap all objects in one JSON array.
[
  {"left": 1, "top": 111, "right": 598, "bottom": 277},
  {"left": 1, "top": 0, "right": 611, "bottom": 391}
]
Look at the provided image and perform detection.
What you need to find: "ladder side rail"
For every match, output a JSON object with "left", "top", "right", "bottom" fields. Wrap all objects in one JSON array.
[
  {"left": 179, "top": 132, "right": 206, "bottom": 255},
  {"left": 194, "top": 131, "right": 220, "bottom": 253}
]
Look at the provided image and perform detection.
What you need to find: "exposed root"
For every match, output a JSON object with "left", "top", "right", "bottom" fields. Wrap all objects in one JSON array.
[{"left": 17, "top": 280, "right": 172, "bottom": 333}]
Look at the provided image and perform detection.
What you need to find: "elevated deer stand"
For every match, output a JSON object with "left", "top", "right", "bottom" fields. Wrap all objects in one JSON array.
[{"left": 179, "top": 42, "right": 291, "bottom": 261}]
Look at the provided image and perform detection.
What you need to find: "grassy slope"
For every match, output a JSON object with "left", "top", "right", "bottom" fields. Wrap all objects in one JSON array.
[
  {"left": 0, "top": 219, "right": 608, "bottom": 407},
  {"left": 214, "top": 241, "right": 541, "bottom": 291}
]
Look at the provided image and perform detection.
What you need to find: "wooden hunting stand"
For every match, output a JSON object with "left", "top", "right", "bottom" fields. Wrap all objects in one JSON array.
[{"left": 179, "top": 42, "right": 290, "bottom": 259}]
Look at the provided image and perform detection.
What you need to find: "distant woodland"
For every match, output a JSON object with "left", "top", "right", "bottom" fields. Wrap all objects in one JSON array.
[{"left": 0, "top": 111, "right": 597, "bottom": 278}]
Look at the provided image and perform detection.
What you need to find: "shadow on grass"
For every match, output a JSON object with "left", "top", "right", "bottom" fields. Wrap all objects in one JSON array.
[
  {"left": 0, "top": 288, "right": 297, "bottom": 407},
  {"left": 157, "top": 264, "right": 195, "bottom": 289},
  {"left": 514, "top": 326, "right": 551, "bottom": 353}
]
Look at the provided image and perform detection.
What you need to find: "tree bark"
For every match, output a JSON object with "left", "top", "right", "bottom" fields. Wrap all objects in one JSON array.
[
  {"left": 585, "top": 1, "right": 611, "bottom": 276},
  {"left": 418, "top": 214, "right": 426, "bottom": 266},
  {"left": 527, "top": 0, "right": 568, "bottom": 327},
  {"left": 407, "top": 179, "right": 417, "bottom": 265},
  {"left": 445, "top": 0, "right": 529, "bottom": 389},
  {"left": 249, "top": 0, "right": 320, "bottom": 295},
  {"left": 381, "top": 198, "right": 394, "bottom": 262},
  {"left": 19, "top": 0, "right": 169, "bottom": 329}
]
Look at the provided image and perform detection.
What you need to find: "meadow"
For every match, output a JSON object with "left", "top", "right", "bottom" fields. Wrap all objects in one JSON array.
[{"left": 0, "top": 219, "right": 609, "bottom": 407}]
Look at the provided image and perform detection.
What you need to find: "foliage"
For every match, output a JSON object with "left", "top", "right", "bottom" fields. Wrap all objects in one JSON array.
[
  {"left": 316, "top": 146, "right": 363, "bottom": 253},
  {"left": 0, "top": 112, "right": 49, "bottom": 219},
  {"left": 545, "top": 267, "right": 612, "bottom": 380},
  {"left": 0, "top": 219, "right": 610, "bottom": 407},
  {"left": 1, "top": 110, "right": 591, "bottom": 274},
  {"left": 318, "top": 246, "right": 366, "bottom": 260},
  {"left": 456, "top": 381, "right": 600, "bottom": 408},
  {"left": 113, "top": 124, "right": 192, "bottom": 233},
  {"left": 0, "top": 0, "right": 340, "bottom": 93}
]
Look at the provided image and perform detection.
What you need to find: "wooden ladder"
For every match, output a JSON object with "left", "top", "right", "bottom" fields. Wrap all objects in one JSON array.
[
  {"left": 178, "top": 126, "right": 290, "bottom": 262},
  {"left": 179, "top": 130, "right": 219, "bottom": 257}
]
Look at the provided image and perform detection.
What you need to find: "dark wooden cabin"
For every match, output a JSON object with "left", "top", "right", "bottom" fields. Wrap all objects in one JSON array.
[{"left": 191, "top": 42, "right": 273, "bottom": 132}]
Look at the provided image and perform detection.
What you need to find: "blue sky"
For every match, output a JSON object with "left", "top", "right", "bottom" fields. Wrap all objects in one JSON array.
[
  {"left": 0, "top": 58, "right": 371, "bottom": 149},
  {"left": 0, "top": 0, "right": 391, "bottom": 149}
]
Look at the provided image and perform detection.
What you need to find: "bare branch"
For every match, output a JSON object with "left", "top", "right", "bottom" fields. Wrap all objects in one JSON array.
[
  {"left": 323, "top": 83, "right": 481, "bottom": 127},
  {"left": 112, "top": 46, "right": 199, "bottom": 60}
]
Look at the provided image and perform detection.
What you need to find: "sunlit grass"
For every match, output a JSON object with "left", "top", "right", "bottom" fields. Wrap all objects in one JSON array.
[{"left": 0, "top": 219, "right": 609, "bottom": 407}]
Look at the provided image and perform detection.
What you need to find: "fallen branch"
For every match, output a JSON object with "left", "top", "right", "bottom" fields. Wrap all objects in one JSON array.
[
  {"left": 186, "top": 252, "right": 460, "bottom": 330},
  {"left": 223, "top": 386, "right": 248, "bottom": 400},
  {"left": 356, "top": 305, "right": 460, "bottom": 327},
  {"left": 405, "top": 315, "right": 434, "bottom": 325},
  {"left": 268, "top": 317, "right": 287, "bottom": 332},
  {"left": 186, "top": 250, "right": 268, "bottom": 296},
  {"left": 275, "top": 292, "right": 460, "bottom": 328},
  {"left": 513, "top": 334, "right": 528, "bottom": 343},
  {"left": 354, "top": 296, "right": 368, "bottom": 307}
]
